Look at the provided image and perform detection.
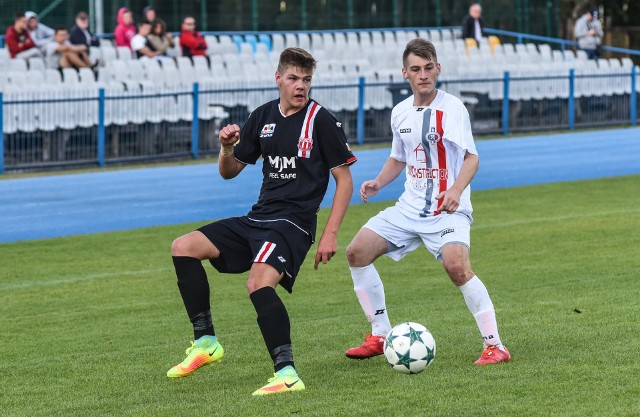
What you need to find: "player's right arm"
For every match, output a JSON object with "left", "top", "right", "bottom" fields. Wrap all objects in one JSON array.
[
  {"left": 218, "top": 124, "right": 246, "bottom": 179},
  {"left": 360, "top": 157, "right": 405, "bottom": 203}
]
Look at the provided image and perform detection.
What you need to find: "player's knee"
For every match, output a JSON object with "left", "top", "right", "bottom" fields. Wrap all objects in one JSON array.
[
  {"left": 171, "top": 236, "right": 192, "bottom": 257},
  {"left": 444, "top": 259, "right": 473, "bottom": 285},
  {"left": 246, "top": 277, "right": 272, "bottom": 294},
  {"left": 346, "top": 242, "right": 364, "bottom": 266}
]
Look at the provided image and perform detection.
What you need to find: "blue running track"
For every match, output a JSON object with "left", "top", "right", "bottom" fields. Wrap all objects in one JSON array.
[{"left": 1, "top": 128, "right": 639, "bottom": 243}]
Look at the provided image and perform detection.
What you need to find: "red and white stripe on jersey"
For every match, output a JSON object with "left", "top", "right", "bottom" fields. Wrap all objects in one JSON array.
[
  {"left": 434, "top": 110, "right": 447, "bottom": 216},
  {"left": 297, "top": 101, "right": 321, "bottom": 158},
  {"left": 255, "top": 241, "right": 276, "bottom": 263}
]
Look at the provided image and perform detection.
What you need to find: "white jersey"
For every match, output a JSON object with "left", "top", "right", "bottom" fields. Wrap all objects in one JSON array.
[{"left": 389, "top": 90, "right": 478, "bottom": 219}]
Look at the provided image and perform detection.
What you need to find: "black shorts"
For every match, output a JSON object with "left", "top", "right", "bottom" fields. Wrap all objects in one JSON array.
[{"left": 197, "top": 217, "right": 313, "bottom": 293}]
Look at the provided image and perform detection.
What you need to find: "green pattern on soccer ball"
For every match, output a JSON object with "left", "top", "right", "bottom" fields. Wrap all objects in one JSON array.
[
  {"left": 424, "top": 346, "right": 435, "bottom": 362},
  {"left": 408, "top": 327, "right": 423, "bottom": 344},
  {"left": 396, "top": 349, "right": 413, "bottom": 370}
]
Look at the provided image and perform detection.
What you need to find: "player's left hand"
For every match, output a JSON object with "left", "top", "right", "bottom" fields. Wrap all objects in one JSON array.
[
  {"left": 314, "top": 232, "right": 337, "bottom": 270},
  {"left": 435, "top": 188, "right": 462, "bottom": 213}
]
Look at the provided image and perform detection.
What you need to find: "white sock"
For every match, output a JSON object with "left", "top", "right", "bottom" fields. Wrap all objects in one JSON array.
[
  {"left": 350, "top": 264, "right": 392, "bottom": 337},
  {"left": 458, "top": 276, "right": 503, "bottom": 347}
]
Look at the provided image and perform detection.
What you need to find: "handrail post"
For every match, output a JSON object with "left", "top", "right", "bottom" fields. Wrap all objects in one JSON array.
[
  {"left": 631, "top": 66, "right": 637, "bottom": 127},
  {"left": 502, "top": 71, "right": 510, "bottom": 135},
  {"left": 568, "top": 69, "right": 575, "bottom": 129},
  {"left": 356, "top": 76, "right": 365, "bottom": 145},
  {"left": 97, "top": 88, "right": 105, "bottom": 167},
  {"left": 191, "top": 83, "right": 200, "bottom": 159}
]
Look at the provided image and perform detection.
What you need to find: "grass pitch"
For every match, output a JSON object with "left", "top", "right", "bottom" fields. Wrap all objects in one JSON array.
[{"left": 1, "top": 175, "right": 639, "bottom": 417}]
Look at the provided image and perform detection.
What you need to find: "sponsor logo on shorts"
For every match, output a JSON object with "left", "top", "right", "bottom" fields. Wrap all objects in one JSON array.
[
  {"left": 399, "top": 128, "right": 412, "bottom": 133},
  {"left": 336, "top": 122, "right": 342, "bottom": 128},
  {"left": 440, "top": 228, "right": 455, "bottom": 237},
  {"left": 260, "top": 123, "right": 276, "bottom": 138},
  {"left": 278, "top": 256, "right": 286, "bottom": 263}
]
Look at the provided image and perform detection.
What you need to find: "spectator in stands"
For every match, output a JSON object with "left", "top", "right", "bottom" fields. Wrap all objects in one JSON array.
[
  {"left": 143, "top": 6, "right": 156, "bottom": 23},
  {"left": 25, "top": 11, "right": 54, "bottom": 49},
  {"left": 5, "top": 12, "right": 42, "bottom": 59},
  {"left": 461, "top": 3, "right": 484, "bottom": 46},
  {"left": 147, "top": 19, "right": 175, "bottom": 56},
  {"left": 179, "top": 16, "right": 208, "bottom": 58},
  {"left": 114, "top": 7, "right": 136, "bottom": 49},
  {"left": 130, "top": 20, "right": 170, "bottom": 61},
  {"left": 574, "top": 6, "right": 603, "bottom": 60},
  {"left": 44, "top": 27, "right": 93, "bottom": 70},
  {"left": 69, "top": 11, "right": 100, "bottom": 49}
]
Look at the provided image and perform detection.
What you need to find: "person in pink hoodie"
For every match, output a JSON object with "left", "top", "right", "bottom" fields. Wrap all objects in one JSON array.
[{"left": 114, "top": 7, "right": 135, "bottom": 49}]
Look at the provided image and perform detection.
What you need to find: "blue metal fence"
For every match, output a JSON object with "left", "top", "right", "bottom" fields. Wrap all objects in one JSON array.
[{"left": 1, "top": 70, "right": 639, "bottom": 173}]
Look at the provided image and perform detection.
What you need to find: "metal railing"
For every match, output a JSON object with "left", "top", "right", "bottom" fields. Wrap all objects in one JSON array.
[{"left": 1, "top": 70, "right": 639, "bottom": 173}]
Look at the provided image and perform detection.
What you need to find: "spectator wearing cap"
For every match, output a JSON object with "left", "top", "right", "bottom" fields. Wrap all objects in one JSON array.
[
  {"left": 461, "top": 3, "right": 484, "bottom": 46},
  {"left": 574, "top": 6, "right": 603, "bottom": 60},
  {"left": 147, "top": 18, "right": 175, "bottom": 56},
  {"left": 5, "top": 12, "right": 42, "bottom": 59},
  {"left": 114, "top": 7, "right": 136, "bottom": 49},
  {"left": 69, "top": 11, "right": 100, "bottom": 49},
  {"left": 179, "top": 16, "right": 207, "bottom": 58},
  {"left": 25, "top": 10, "right": 54, "bottom": 49}
]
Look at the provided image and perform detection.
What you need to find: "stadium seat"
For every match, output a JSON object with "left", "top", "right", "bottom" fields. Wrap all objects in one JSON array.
[
  {"left": 271, "top": 34, "right": 285, "bottom": 53},
  {"left": 283, "top": 33, "right": 297, "bottom": 48},
  {"left": 298, "top": 33, "right": 311, "bottom": 50},
  {"left": 8, "top": 59, "right": 28, "bottom": 72},
  {"left": 28, "top": 57, "right": 46, "bottom": 71},
  {"left": 100, "top": 45, "right": 117, "bottom": 62},
  {"left": 488, "top": 36, "right": 501, "bottom": 54},
  {"left": 428, "top": 29, "right": 442, "bottom": 42},
  {"left": 258, "top": 34, "right": 272, "bottom": 51},
  {"left": 44, "top": 69, "right": 63, "bottom": 86},
  {"left": 465, "top": 39, "right": 478, "bottom": 56},
  {"left": 117, "top": 46, "right": 133, "bottom": 60},
  {"left": 62, "top": 68, "right": 81, "bottom": 86}
]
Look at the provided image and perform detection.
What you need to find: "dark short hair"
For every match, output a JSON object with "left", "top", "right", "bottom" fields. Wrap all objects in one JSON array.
[
  {"left": 403, "top": 38, "right": 438, "bottom": 67},
  {"left": 14, "top": 12, "right": 25, "bottom": 21},
  {"left": 139, "top": 19, "right": 151, "bottom": 27},
  {"left": 277, "top": 47, "right": 316, "bottom": 74},
  {"left": 76, "top": 11, "right": 89, "bottom": 19},
  {"left": 55, "top": 27, "right": 68, "bottom": 34}
]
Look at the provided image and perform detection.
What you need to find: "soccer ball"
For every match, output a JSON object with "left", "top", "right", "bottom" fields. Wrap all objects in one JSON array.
[{"left": 384, "top": 322, "right": 436, "bottom": 374}]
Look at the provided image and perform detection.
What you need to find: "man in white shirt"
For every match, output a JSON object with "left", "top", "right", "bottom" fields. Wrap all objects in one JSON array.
[
  {"left": 344, "top": 38, "right": 511, "bottom": 366},
  {"left": 130, "top": 20, "right": 171, "bottom": 61},
  {"left": 44, "top": 28, "right": 92, "bottom": 69},
  {"left": 25, "top": 11, "right": 54, "bottom": 49}
]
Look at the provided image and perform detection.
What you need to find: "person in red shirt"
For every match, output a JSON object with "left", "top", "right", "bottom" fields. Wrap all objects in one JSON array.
[
  {"left": 5, "top": 12, "right": 42, "bottom": 59},
  {"left": 114, "top": 7, "right": 136, "bottom": 49},
  {"left": 179, "top": 16, "right": 208, "bottom": 58}
]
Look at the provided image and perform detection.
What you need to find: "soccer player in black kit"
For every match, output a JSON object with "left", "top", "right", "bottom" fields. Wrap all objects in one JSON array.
[{"left": 167, "top": 47, "right": 356, "bottom": 396}]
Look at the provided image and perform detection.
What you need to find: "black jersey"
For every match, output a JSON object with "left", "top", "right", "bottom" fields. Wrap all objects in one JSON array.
[{"left": 234, "top": 99, "right": 357, "bottom": 240}]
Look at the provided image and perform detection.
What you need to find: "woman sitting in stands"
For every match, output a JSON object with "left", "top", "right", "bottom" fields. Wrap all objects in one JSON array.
[{"left": 147, "top": 19, "right": 174, "bottom": 56}]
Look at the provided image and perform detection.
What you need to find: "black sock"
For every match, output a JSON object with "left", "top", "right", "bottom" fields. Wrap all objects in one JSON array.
[
  {"left": 172, "top": 256, "right": 215, "bottom": 340},
  {"left": 249, "top": 286, "right": 294, "bottom": 372}
]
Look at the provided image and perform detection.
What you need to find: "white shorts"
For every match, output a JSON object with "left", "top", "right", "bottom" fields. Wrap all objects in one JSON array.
[{"left": 363, "top": 205, "right": 471, "bottom": 262}]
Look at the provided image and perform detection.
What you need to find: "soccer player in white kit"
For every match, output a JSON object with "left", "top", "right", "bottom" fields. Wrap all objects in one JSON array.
[{"left": 344, "top": 39, "right": 511, "bottom": 365}]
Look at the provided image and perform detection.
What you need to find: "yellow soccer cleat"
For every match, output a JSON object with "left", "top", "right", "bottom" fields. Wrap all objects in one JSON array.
[
  {"left": 167, "top": 336, "right": 224, "bottom": 378},
  {"left": 252, "top": 366, "right": 305, "bottom": 396}
]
